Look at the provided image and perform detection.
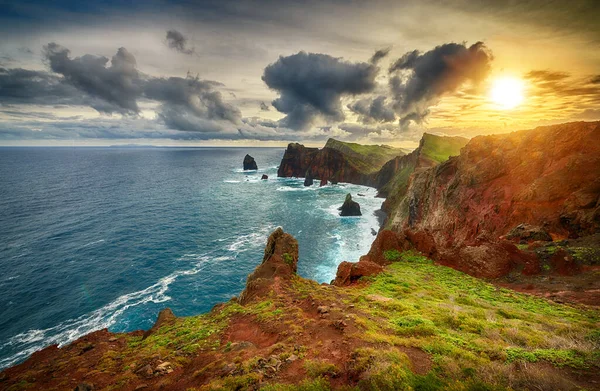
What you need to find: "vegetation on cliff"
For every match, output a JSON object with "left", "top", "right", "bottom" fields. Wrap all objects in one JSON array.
[{"left": 2, "top": 229, "right": 598, "bottom": 391}]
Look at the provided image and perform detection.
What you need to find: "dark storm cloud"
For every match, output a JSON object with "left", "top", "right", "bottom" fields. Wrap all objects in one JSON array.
[
  {"left": 144, "top": 74, "right": 242, "bottom": 131},
  {"left": 44, "top": 43, "right": 141, "bottom": 114},
  {"left": 590, "top": 75, "right": 600, "bottom": 84},
  {"left": 259, "top": 101, "right": 269, "bottom": 111},
  {"left": 2, "top": 43, "right": 244, "bottom": 136},
  {"left": 370, "top": 48, "right": 391, "bottom": 64},
  {"left": 262, "top": 51, "right": 378, "bottom": 130},
  {"left": 347, "top": 96, "right": 396, "bottom": 124},
  {"left": 166, "top": 29, "right": 195, "bottom": 55},
  {"left": 388, "top": 41, "right": 492, "bottom": 129},
  {"left": 0, "top": 67, "right": 85, "bottom": 105}
]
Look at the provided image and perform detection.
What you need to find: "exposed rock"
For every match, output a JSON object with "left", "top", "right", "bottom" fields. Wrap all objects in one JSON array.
[
  {"left": 320, "top": 178, "right": 328, "bottom": 187},
  {"left": 143, "top": 308, "right": 176, "bottom": 339},
  {"left": 261, "top": 174, "right": 269, "bottom": 180},
  {"left": 155, "top": 361, "right": 173, "bottom": 375},
  {"left": 550, "top": 248, "right": 581, "bottom": 276},
  {"left": 243, "top": 154, "right": 258, "bottom": 170},
  {"left": 506, "top": 224, "right": 552, "bottom": 243},
  {"left": 339, "top": 194, "right": 361, "bottom": 216},
  {"left": 332, "top": 260, "right": 384, "bottom": 286},
  {"left": 317, "top": 306, "right": 329, "bottom": 314},
  {"left": 229, "top": 341, "right": 256, "bottom": 351},
  {"left": 386, "top": 121, "right": 600, "bottom": 278},
  {"left": 360, "top": 230, "right": 412, "bottom": 265},
  {"left": 278, "top": 138, "right": 405, "bottom": 186},
  {"left": 304, "top": 170, "right": 314, "bottom": 186},
  {"left": 74, "top": 383, "right": 95, "bottom": 391},
  {"left": 239, "top": 227, "right": 299, "bottom": 304}
]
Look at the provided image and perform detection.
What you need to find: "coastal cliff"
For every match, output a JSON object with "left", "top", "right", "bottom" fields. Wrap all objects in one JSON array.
[
  {"left": 277, "top": 138, "right": 406, "bottom": 186},
  {"left": 2, "top": 228, "right": 598, "bottom": 390},
  {"left": 2, "top": 123, "right": 600, "bottom": 390},
  {"left": 379, "top": 121, "right": 600, "bottom": 279}
]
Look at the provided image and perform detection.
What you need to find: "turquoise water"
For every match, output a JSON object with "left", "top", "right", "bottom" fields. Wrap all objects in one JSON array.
[{"left": 0, "top": 147, "right": 382, "bottom": 369}]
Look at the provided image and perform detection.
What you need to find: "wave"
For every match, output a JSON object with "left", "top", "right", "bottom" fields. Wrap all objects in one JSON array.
[
  {"left": 0, "top": 254, "right": 212, "bottom": 370},
  {"left": 81, "top": 239, "right": 105, "bottom": 248},
  {"left": 227, "top": 225, "right": 274, "bottom": 253}
]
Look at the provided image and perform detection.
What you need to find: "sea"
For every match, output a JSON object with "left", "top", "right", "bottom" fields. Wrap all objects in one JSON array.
[{"left": 0, "top": 147, "right": 383, "bottom": 370}]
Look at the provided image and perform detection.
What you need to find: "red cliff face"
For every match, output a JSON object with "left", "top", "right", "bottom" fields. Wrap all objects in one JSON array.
[{"left": 385, "top": 121, "right": 600, "bottom": 278}]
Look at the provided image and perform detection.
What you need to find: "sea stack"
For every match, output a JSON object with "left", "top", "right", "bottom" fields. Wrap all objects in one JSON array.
[
  {"left": 304, "top": 170, "right": 314, "bottom": 186},
  {"left": 339, "top": 193, "right": 361, "bottom": 216},
  {"left": 243, "top": 154, "right": 258, "bottom": 170},
  {"left": 261, "top": 174, "right": 268, "bottom": 180}
]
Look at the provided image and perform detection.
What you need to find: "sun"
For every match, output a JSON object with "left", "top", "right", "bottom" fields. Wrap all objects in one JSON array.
[{"left": 490, "top": 77, "right": 524, "bottom": 109}]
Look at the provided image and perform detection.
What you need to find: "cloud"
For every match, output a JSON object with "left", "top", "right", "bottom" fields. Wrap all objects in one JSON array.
[
  {"left": 525, "top": 70, "right": 570, "bottom": 82},
  {"left": 571, "top": 109, "right": 600, "bottom": 121},
  {"left": 388, "top": 41, "right": 492, "bottom": 129},
  {"left": 165, "top": 29, "right": 195, "bottom": 55},
  {"left": 347, "top": 96, "right": 396, "bottom": 124},
  {"left": 0, "top": 67, "right": 85, "bottom": 105},
  {"left": 44, "top": 42, "right": 141, "bottom": 114},
  {"left": 259, "top": 101, "right": 269, "bottom": 111},
  {"left": 262, "top": 51, "right": 378, "bottom": 130},
  {"left": 590, "top": 75, "right": 600, "bottom": 84},
  {"left": 370, "top": 48, "right": 391, "bottom": 64}
]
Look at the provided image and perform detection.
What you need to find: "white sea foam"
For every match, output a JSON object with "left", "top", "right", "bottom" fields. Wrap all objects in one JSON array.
[
  {"left": 0, "top": 254, "right": 213, "bottom": 370},
  {"left": 223, "top": 180, "right": 241, "bottom": 183},
  {"left": 81, "top": 239, "right": 105, "bottom": 248},
  {"left": 227, "top": 225, "right": 274, "bottom": 253}
]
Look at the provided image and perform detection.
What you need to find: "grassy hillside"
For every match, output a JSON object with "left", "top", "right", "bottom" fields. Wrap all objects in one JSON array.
[
  {"left": 7, "top": 251, "right": 597, "bottom": 390},
  {"left": 419, "top": 133, "right": 468, "bottom": 163},
  {"left": 324, "top": 139, "right": 406, "bottom": 174}
]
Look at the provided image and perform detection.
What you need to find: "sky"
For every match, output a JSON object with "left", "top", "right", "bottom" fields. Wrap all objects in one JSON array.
[{"left": 0, "top": 0, "right": 599, "bottom": 148}]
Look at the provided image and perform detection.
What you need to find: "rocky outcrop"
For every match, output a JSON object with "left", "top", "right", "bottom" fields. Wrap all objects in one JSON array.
[
  {"left": 386, "top": 121, "right": 600, "bottom": 278},
  {"left": 506, "top": 224, "right": 552, "bottom": 243},
  {"left": 338, "top": 194, "right": 361, "bottom": 216},
  {"left": 332, "top": 260, "right": 383, "bottom": 286},
  {"left": 239, "top": 227, "right": 299, "bottom": 304},
  {"left": 143, "top": 308, "right": 177, "bottom": 339},
  {"left": 278, "top": 138, "right": 405, "bottom": 186},
  {"left": 243, "top": 154, "right": 258, "bottom": 170},
  {"left": 261, "top": 174, "right": 269, "bottom": 180},
  {"left": 376, "top": 134, "right": 468, "bottom": 214},
  {"left": 303, "top": 170, "right": 314, "bottom": 186}
]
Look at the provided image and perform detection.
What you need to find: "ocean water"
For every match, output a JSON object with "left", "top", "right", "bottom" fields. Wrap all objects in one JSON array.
[{"left": 0, "top": 147, "right": 382, "bottom": 369}]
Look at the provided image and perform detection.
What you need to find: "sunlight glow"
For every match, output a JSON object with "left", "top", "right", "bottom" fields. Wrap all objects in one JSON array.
[{"left": 490, "top": 77, "right": 524, "bottom": 109}]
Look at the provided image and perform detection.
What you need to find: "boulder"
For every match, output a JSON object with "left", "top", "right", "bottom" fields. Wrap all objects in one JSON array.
[
  {"left": 320, "top": 178, "right": 328, "bottom": 187},
  {"left": 332, "top": 260, "right": 384, "bottom": 286},
  {"left": 338, "top": 194, "right": 361, "bottom": 216},
  {"left": 243, "top": 154, "right": 258, "bottom": 170},
  {"left": 506, "top": 223, "right": 552, "bottom": 243},
  {"left": 143, "top": 308, "right": 177, "bottom": 339},
  {"left": 239, "top": 227, "right": 299, "bottom": 304},
  {"left": 304, "top": 170, "right": 314, "bottom": 186},
  {"left": 261, "top": 174, "right": 269, "bottom": 180}
]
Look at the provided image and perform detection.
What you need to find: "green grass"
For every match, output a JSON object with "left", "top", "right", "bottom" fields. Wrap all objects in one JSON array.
[
  {"left": 324, "top": 138, "right": 405, "bottom": 174},
  {"left": 419, "top": 133, "right": 469, "bottom": 163}
]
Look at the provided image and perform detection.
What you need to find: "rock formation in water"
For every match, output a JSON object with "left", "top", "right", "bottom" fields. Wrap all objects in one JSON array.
[
  {"left": 278, "top": 138, "right": 405, "bottom": 186},
  {"left": 261, "top": 174, "right": 268, "bottom": 180},
  {"left": 303, "top": 170, "right": 314, "bottom": 186},
  {"left": 338, "top": 194, "right": 361, "bottom": 216},
  {"left": 243, "top": 154, "right": 258, "bottom": 170}
]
